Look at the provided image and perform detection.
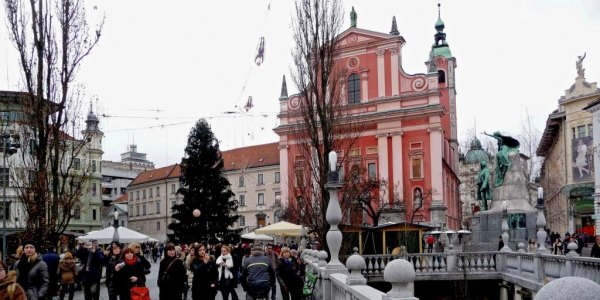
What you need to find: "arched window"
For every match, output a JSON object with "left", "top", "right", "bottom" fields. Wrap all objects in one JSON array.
[
  {"left": 347, "top": 74, "right": 361, "bottom": 104},
  {"left": 437, "top": 70, "right": 446, "bottom": 84}
]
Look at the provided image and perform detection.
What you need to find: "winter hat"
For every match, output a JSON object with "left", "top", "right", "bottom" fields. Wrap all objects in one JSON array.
[{"left": 22, "top": 240, "right": 38, "bottom": 251}]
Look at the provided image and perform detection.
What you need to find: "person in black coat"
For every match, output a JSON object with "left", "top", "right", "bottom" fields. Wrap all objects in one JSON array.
[
  {"left": 190, "top": 243, "right": 218, "bottom": 300},
  {"left": 105, "top": 243, "right": 123, "bottom": 300},
  {"left": 129, "top": 243, "right": 151, "bottom": 277},
  {"left": 591, "top": 235, "right": 600, "bottom": 258},
  {"left": 74, "top": 239, "right": 104, "bottom": 300},
  {"left": 113, "top": 248, "right": 146, "bottom": 300},
  {"left": 276, "top": 247, "right": 303, "bottom": 300},
  {"left": 157, "top": 243, "right": 187, "bottom": 300},
  {"left": 42, "top": 245, "right": 60, "bottom": 299}
]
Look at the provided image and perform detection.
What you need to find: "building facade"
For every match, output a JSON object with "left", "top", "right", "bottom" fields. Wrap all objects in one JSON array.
[
  {"left": 274, "top": 10, "right": 461, "bottom": 229},
  {"left": 0, "top": 91, "right": 103, "bottom": 235},
  {"left": 101, "top": 144, "right": 154, "bottom": 205},
  {"left": 538, "top": 56, "right": 599, "bottom": 237},
  {"left": 126, "top": 164, "right": 182, "bottom": 242},
  {"left": 68, "top": 105, "right": 104, "bottom": 233},
  {"left": 221, "top": 143, "right": 281, "bottom": 233}
]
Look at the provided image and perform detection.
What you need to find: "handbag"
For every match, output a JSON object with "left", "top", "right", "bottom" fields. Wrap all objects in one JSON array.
[{"left": 131, "top": 286, "right": 151, "bottom": 300}]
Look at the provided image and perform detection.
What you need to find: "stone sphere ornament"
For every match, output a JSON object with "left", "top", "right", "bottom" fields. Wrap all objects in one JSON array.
[{"left": 193, "top": 209, "right": 201, "bottom": 218}]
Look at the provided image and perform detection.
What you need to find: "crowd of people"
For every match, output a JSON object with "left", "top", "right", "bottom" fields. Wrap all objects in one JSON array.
[{"left": 0, "top": 239, "right": 307, "bottom": 300}]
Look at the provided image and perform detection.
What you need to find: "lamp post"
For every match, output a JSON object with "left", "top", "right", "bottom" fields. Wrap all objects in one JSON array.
[
  {"left": 536, "top": 187, "right": 549, "bottom": 254},
  {"left": 112, "top": 207, "right": 120, "bottom": 243},
  {"left": 2, "top": 133, "right": 19, "bottom": 264},
  {"left": 325, "top": 151, "right": 344, "bottom": 270}
]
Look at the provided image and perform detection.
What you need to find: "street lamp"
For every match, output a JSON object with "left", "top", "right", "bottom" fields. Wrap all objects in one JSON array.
[
  {"left": 112, "top": 207, "right": 120, "bottom": 243},
  {"left": 2, "top": 133, "right": 19, "bottom": 263}
]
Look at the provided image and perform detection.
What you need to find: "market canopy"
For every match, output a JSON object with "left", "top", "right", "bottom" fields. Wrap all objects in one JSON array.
[
  {"left": 240, "top": 232, "right": 274, "bottom": 241},
  {"left": 77, "top": 226, "right": 149, "bottom": 244},
  {"left": 255, "top": 221, "right": 303, "bottom": 236}
]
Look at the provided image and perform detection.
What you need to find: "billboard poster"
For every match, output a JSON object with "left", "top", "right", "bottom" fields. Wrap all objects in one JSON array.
[{"left": 572, "top": 136, "right": 593, "bottom": 181}]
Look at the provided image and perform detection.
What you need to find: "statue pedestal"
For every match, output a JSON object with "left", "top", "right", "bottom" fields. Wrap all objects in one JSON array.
[
  {"left": 471, "top": 211, "right": 537, "bottom": 251},
  {"left": 471, "top": 150, "right": 536, "bottom": 251},
  {"left": 487, "top": 152, "right": 535, "bottom": 214}
]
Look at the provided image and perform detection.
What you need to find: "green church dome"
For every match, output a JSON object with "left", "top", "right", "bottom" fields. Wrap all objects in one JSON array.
[{"left": 464, "top": 138, "right": 489, "bottom": 164}]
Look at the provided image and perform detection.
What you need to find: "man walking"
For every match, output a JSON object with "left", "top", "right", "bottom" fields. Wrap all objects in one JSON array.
[
  {"left": 241, "top": 246, "right": 275, "bottom": 300},
  {"left": 265, "top": 244, "right": 279, "bottom": 300},
  {"left": 75, "top": 239, "right": 104, "bottom": 300},
  {"left": 42, "top": 245, "right": 60, "bottom": 300}
]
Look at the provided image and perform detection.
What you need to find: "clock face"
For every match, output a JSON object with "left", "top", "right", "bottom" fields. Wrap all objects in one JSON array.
[
  {"left": 436, "top": 57, "right": 445, "bottom": 66},
  {"left": 289, "top": 96, "right": 300, "bottom": 110}
]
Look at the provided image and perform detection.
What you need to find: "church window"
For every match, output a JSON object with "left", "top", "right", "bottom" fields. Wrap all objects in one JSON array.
[
  {"left": 368, "top": 163, "right": 377, "bottom": 180},
  {"left": 410, "top": 156, "right": 423, "bottom": 179},
  {"left": 347, "top": 74, "right": 361, "bottom": 104}
]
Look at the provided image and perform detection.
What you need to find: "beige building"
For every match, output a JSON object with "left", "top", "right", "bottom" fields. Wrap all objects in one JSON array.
[
  {"left": 538, "top": 56, "right": 599, "bottom": 237},
  {"left": 221, "top": 143, "right": 281, "bottom": 233},
  {"left": 127, "top": 164, "right": 182, "bottom": 242}
]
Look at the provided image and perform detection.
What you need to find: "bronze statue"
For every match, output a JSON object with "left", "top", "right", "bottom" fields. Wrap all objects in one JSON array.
[
  {"left": 476, "top": 160, "right": 492, "bottom": 210},
  {"left": 484, "top": 131, "right": 520, "bottom": 187},
  {"left": 350, "top": 7, "right": 357, "bottom": 28}
]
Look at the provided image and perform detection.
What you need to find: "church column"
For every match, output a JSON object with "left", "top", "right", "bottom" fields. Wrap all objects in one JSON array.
[
  {"left": 377, "top": 49, "right": 386, "bottom": 98},
  {"left": 391, "top": 131, "right": 403, "bottom": 195},
  {"left": 361, "top": 69, "right": 369, "bottom": 101},
  {"left": 279, "top": 143, "right": 289, "bottom": 205},
  {"left": 429, "top": 125, "right": 446, "bottom": 226},
  {"left": 390, "top": 47, "right": 399, "bottom": 96},
  {"left": 377, "top": 134, "right": 389, "bottom": 184}
]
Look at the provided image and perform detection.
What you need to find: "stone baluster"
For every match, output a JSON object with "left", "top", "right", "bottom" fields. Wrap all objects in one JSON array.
[
  {"left": 535, "top": 188, "right": 550, "bottom": 254},
  {"left": 482, "top": 255, "right": 489, "bottom": 271},
  {"left": 345, "top": 247, "right": 367, "bottom": 286},
  {"left": 367, "top": 257, "right": 374, "bottom": 274},
  {"left": 380, "top": 255, "right": 387, "bottom": 271},
  {"left": 383, "top": 259, "right": 419, "bottom": 300},
  {"left": 439, "top": 256, "right": 446, "bottom": 271},
  {"left": 374, "top": 257, "right": 381, "bottom": 273},
  {"left": 318, "top": 250, "right": 328, "bottom": 267},
  {"left": 500, "top": 201, "right": 511, "bottom": 252},
  {"left": 415, "top": 257, "right": 422, "bottom": 272},
  {"left": 517, "top": 243, "right": 526, "bottom": 253}
]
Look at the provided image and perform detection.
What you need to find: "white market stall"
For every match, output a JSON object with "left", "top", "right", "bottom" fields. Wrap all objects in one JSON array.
[
  {"left": 241, "top": 232, "right": 274, "bottom": 241},
  {"left": 255, "top": 221, "right": 304, "bottom": 237},
  {"left": 77, "top": 226, "right": 150, "bottom": 244}
]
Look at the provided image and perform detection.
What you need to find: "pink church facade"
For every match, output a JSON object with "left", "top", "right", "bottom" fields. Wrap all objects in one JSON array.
[{"left": 275, "top": 13, "right": 461, "bottom": 230}]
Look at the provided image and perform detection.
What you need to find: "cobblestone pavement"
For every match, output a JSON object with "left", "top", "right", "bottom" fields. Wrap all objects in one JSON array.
[{"left": 71, "top": 259, "right": 283, "bottom": 300}]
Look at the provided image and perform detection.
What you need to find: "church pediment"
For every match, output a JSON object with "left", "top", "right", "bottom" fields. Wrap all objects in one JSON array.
[{"left": 336, "top": 28, "right": 396, "bottom": 47}]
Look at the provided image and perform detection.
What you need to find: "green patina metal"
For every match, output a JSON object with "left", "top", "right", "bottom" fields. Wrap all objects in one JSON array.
[
  {"left": 350, "top": 7, "right": 357, "bottom": 28},
  {"left": 476, "top": 160, "right": 493, "bottom": 210},
  {"left": 464, "top": 138, "right": 489, "bottom": 164},
  {"left": 484, "top": 131, "right": 520, "bottom": 187}
]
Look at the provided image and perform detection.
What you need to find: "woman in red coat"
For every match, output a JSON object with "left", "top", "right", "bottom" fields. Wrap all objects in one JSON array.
[{"left": 114, "top": 248, "right": 146, "bottom": 300}]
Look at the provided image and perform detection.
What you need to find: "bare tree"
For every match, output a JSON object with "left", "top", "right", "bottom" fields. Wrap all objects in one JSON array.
[
  {"left": 4, "top": 0, "right": 104, "bottom": 243},
  {"left": 287, "top": 0, "right": 368, "bottom": 249},
  {"left": 518, "top": 106, "right": 542, "bottom": 182},
  {"left": 340, "top": 165, "right": 404, "bottom": 227}
]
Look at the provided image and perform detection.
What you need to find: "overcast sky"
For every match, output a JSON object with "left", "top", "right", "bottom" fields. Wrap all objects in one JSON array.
[{"left": 1, "top": 0, "right": 600, "bottom": 168}]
